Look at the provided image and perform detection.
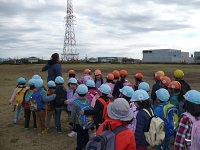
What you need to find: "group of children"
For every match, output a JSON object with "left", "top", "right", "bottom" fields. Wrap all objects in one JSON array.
[{"left": 9, "top": 69, "right": 200, "bottom": 150}]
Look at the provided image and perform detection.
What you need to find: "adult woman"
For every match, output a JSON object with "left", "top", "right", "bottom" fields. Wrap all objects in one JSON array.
[{"left": 42, "top": 53, "right": 62, "bottom": 82}]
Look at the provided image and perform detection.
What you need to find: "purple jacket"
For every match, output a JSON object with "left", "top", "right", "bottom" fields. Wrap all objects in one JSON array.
[
  {"left": 66, "top": 88, "right": 78, "bottom": 111},
  {"left": 127, "top": 102, "right": 138, "bottom": 132}
]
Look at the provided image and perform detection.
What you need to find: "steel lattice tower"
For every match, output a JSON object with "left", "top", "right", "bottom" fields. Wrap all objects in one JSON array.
[{"left": 62, "top": 0, "right": 79, "bottom": 61}]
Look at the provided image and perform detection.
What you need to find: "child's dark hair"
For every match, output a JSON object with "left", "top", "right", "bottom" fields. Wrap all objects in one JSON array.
[
  {"left": 69, "top": 74, "right": 75, "bottom": 78},
  {"left": 135, "top": 77, "right": 142, "bottom": 83},
  {"left": 185, "top": 101, "right": 200, "bottom": 118},
  {"left": 102, "top": 93, "right": 108, "bottom": 97},
  {"left": 30, "top": 85, "right": 35, "bottom": 90},
  {"left": 120, "top": 76, "right": 126, "bottom": 83},
  {"left": 121, "top": 94, "right": 131, "bottom": 103},
  {"left": 78, "top": 94, "right": 86, "bottom": 97},
  {"left": 51, "top": 53, "right": 59, "bottom": 64},
  {"left": 95, "top": 75, "right": 103, "bottom": 85},
  {"left": 106, "top": 79, "right": 114, "bottom": 84},
  {"left": 87, "top": 86, "right": 96, "bottom": 90},
  {"left": 135, "top": 99, "right": 150, "bottom": 109}
]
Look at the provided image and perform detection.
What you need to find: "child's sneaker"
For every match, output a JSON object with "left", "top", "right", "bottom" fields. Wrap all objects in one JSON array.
[
  {"left": 13, "top": 119, "right": 18, "bottom": 124},
  {"left": 41, "top": 129, "right": 47, "bottom": 135},
  {"left": 56, "top": 129, "right": 62, "bottom": 133},
  {"left": 68, "top": 131, "right": 77, "bottom": 137}
]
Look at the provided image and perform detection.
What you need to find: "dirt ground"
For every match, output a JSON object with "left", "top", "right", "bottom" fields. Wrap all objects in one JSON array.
[{"left": 0, "top": 63, "right": 199, "bottom": 150}]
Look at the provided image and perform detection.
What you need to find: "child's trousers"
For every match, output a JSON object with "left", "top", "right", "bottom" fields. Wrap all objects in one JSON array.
[
  {"left": 24, "top": 108, "right": 37, "bottom": 128},
  {"left": 76, "top": 124, "right": 89, "bottom": 150},
  {"left": 35, "top": 110, "right": 46, "bottom": 133},
  {"left": 14, "top": 105, "right": 24, "bottom": 123},
  {"left": 45, "top": 110, "right": 55, "bottom": 128}
]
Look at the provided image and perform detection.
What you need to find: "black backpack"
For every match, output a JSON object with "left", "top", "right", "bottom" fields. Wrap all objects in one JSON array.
[
  {"left": 86, "top": 125, "right": 127, "bottom": 150},
  {"left": 54, "top": 85, "right": 67, "bottom": 107}
]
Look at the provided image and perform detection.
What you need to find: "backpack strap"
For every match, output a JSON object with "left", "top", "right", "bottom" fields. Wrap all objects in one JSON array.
[
  {"left": 143, "top": 108, "right": 154, "bottom": 117},
  {"left": 98, "top": 98, "right": 107, "bottom": 106},
  {"left": 112, "top": 126, "right": 127, "bottom": 135}
]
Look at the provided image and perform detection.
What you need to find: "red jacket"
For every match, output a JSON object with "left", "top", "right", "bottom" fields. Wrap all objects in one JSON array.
[{"left": 97, "top": 119, "right": 136, "bottom": 150}]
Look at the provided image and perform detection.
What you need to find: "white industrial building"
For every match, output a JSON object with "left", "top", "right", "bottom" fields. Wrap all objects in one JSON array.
[
  {"left": 194, "top": 51, "right": 200, "bottom": 63},
  {"left": 142, "top": 49, "right": 194, "bottom": 63}
]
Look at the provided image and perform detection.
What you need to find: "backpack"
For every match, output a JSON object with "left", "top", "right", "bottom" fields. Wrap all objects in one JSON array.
[
  {"left": 24, "top": 90, "right": 34, "bottom": 109},
  {"left": 54, "top": 85, "right": 67, "bottom": 107},
  {"left": 74, "top": 99, "right": 94, "bottom": 129},
  {"left": 86, "top": 125, "right": 127, "bottom": 150},
  {"left": 162, "top": 103, "right": 179, "bottom": 138},
  {"left": 98, "top": 98, "right": 110, "bottom": 121},
  {"left": 15, "top": 87, "right": 27, "bottom": 106},
  {"left": 29, "top": 89, "right": 44, "bottom": 111},
  {"left": 143, "top": 108, "right": 165, "bottom": 146},
  {"left": 89, "top": 92, "right": 100, "bottom": 108},
  {"left": 183, "top": 112, "right": 200, "bottom": 150}
]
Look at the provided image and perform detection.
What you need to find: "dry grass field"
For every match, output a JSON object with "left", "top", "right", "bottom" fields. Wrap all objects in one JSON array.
[{"left": 0, "top": 63, "right": 199, "bottom": 150}]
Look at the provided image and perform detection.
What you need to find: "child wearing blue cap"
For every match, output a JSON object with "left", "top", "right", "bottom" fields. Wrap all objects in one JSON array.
[
  {"left": 32, "top": 78, "right": 56, "bottom": 135},
  {"left": 154, "top": 88, "right": 178, "bottom": 150},
  {"left": 45, "top": 80, "right": 56, "bottom": 130},
  {"left": 119, "top": 86, "right": 137, "bottom": 132},
  {"left": 175, "top": 90, "right": 200, "bottom": 150},
  {"left": 130, "top": 89, "right": 152, "bottom": 149},
  {"left": 23, "top": 78, "right": 37, "bottom": 129},
  {"left": 9, "top": 77, "right": 28, "bottom": 124},
  {"left": 64, "top": 78, "right": 79, "bottom": 137},
  {"left": 80, "top": 84, "right": 111, "bottom": 130},
  {"left": 69, "top": 84, "right": 91, "bottom": 150},
  {"left": 54, "top": 76, "right": 67, "bottom": 133}
]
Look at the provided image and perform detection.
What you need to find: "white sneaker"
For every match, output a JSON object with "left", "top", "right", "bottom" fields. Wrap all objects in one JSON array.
[{"left": 68, "top": 131, "right": 77, "bottom": 137}]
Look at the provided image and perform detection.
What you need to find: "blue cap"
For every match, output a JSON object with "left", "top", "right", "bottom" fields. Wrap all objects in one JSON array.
[
  {"left": 32, "top": 74, "right": 41, "bottom": 79},
  {"left": 138, "top": 82, "right": 150, "bottom": 92},
  {"left": 119, "top": 86, "right": 134, "bottom": 98},
  {"left": 130, "top": 89, "right": 149, "bottom": 102},
  {"left": 34, "top": 78, "right": 44, "bottom": 89},
  {"left": 28, "top": 79, "right": 35, "bottom": 86},
  {"left": 77, "top": 84, "right": 88, "bottom": 94},
  {"left": 98, "top": 84, "right": 111, "bottom": 95},
  {"left": 86, "top": 80, "right": 95, "bottom": 88},
  {"left": 55, "top": 76, "right": 64, "bottom": 84},
  {"left": 184, "top": 90, "right": 200, "bottom": 104},
  {"left": 155, "top": 88, "right": 170, "bottom": 102},
  {"left": 17, "top": 77, "right": 26, "bottom": 84},
  {"left": 47, "top": 80, "right": 56, "bottom": 88},
  {"left": 68, "top": 78, "right": 78, "bottom": 84}
]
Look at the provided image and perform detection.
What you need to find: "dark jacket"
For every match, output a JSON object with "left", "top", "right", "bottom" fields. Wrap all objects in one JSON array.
[
  {"left": 151, "top": 81, "right": 160, "bottom": 102},
  {"left": 42, "top": 60, "right": 62, "bottom": 82},
  {"left": 112, "top": 80, "right": 123, "bottom": 98},
  {"left": 178, "top": 79, "right": 191, "bottom": 101},
  {"left": 84, "top": 96, "right": 109, "bottom": 124},
  {"left": 135, "top": 107, "right": 152, "bottom": 148}
]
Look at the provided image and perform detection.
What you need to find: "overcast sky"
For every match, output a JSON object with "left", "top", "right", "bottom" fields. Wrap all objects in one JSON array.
[{"left": 1, "top": 0, "right": 200, "bottom": 60}]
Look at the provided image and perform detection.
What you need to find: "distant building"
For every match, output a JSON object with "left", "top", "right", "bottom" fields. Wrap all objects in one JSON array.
[
  {"left": 194, "top": 51, "right": 200, "bottom": 63},
  {"left": 142, "top": 49, "right": 194, "bottom": 63},
  {"left": 27, "top": 57, "right": 39, "bottom": 63},
  {"left": 97, "top": 57, "right": 123, "bottom": 63},
  {"left": 88, "top": 57, "right": 97, "bottom": 62}
]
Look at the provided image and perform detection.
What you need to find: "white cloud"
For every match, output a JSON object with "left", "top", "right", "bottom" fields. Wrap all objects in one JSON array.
[{"left": 0, "top": 0, "right": 200, "bottom": 60}]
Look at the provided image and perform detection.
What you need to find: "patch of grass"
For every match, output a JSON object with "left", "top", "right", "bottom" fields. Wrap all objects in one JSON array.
[
  {"left": 6, "top": 124, "right": 15, "bottom": 128},
  {"left": 10, "top": 138, "right": 19, "bottom": 143}
]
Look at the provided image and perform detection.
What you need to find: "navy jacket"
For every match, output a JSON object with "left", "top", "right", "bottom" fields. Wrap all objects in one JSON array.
[
  {"left": 42, "top": 60, "right": 62, "bottom": 82},
  {"left": 151, "top": 81, "right": 160, "bottom": 102},
  {"left": 135, "top": 107, "right": 152, "bottom": 148}
]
